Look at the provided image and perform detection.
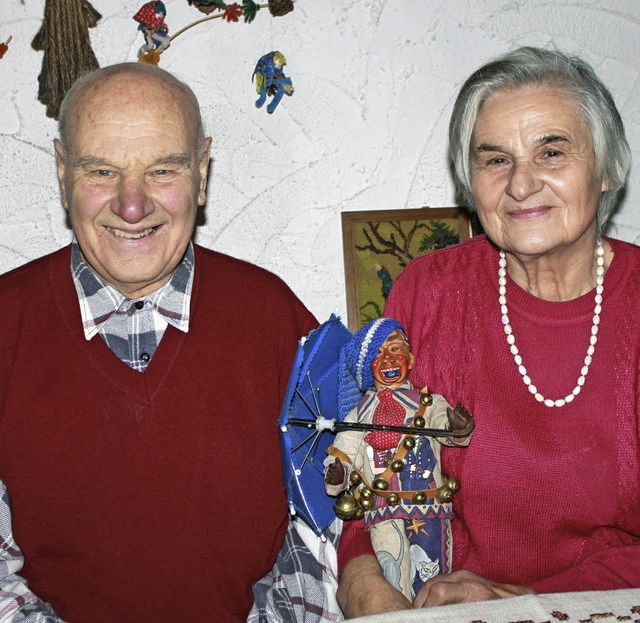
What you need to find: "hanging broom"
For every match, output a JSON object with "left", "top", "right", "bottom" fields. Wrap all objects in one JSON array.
[{"left": 32, "top": 0, "right": 102, "bottom": 119}]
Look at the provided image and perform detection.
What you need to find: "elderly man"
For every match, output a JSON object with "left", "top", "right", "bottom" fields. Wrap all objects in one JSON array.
[{"left": 0, "top": 63, "right": 316, "bottom": 623}]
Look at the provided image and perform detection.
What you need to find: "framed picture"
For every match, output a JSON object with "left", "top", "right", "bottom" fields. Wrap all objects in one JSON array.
[{"left": 341, "top": 207, "right": 471, "bottom": 331}]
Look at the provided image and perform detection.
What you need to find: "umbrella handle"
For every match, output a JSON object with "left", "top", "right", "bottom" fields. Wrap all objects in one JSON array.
[{"left": 286, "top": 417, "right": 459, "bottom": 438}]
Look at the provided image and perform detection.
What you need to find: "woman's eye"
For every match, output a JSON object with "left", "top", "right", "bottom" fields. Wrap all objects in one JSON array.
[{"left": 487, "top": 156, "right": 507, "bottom": 165}]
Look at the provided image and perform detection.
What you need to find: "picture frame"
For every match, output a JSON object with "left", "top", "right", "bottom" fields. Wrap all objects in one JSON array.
[{"left": 341, "top": 207, "right": 472, "bottom": 332}]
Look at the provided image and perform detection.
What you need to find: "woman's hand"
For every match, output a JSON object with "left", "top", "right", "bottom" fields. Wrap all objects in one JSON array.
[
  {"left": 413, "top": 570, "right": 535, "bottom": 608},
  {"left": 337, "top": 555, "right": 412, "bottom": 617}
]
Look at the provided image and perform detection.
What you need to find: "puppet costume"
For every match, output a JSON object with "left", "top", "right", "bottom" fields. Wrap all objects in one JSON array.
[
  {"left": 326, "top": 318, "right": 470, "bottom": 599},
  {"left": 0, "top": 244, "right": 316, "bottom": 623}
]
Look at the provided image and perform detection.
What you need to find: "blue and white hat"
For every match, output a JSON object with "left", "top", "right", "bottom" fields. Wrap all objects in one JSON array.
[{"left": 338, "top": 318, "right": 404, "bottom": 419}]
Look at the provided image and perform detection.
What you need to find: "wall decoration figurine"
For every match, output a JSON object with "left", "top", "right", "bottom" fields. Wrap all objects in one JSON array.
[
  {"left": 187, "top": 0, "right": 295, "bottom": 19},
  {"left": 135, "top": 2, "right": 295, "bottom": 66},
  {"left": 134, "top": 1, "right": 171, "bottom": 64},
  {"left": 252, "top": 51, "right": 294, "bottom": 113},
  {"left": 324, "top": 318, "right": 474, "bottom": 600}
]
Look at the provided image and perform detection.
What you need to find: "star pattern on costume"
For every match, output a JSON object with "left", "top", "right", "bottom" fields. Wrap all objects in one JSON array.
[{"left": 407, "top": 518, "right": 429, "bottom": 538}]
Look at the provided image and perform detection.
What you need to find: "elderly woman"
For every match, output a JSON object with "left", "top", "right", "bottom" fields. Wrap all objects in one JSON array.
[{"left": 337, "top": 46, "right": 640, "bottom": 616}]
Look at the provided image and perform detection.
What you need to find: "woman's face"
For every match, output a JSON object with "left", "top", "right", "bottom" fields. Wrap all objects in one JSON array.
[{"left": 470, "top": 85, "right": 608, "bottom": 258}]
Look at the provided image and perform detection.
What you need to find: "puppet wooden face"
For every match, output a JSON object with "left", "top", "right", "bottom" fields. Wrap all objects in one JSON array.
[{"left": 371, "top": 329, "right": 415, "bottom": 391}]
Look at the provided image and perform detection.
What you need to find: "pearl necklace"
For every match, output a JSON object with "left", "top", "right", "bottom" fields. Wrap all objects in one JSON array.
[{"left": 498, "top": 241, "right": 605, "bottom": 408}]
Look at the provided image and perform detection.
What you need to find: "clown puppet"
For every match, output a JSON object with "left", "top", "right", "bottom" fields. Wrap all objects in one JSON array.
[{"left": 324, "top": 318, "right": 474, "bottom": 600}]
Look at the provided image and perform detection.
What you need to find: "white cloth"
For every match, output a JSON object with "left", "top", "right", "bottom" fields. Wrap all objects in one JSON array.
[{"left": 348, "top": 588, "right": 640, "bottom": 623}]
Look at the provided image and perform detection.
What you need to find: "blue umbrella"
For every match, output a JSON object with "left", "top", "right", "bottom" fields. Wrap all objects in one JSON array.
[{"left": 278, "top": 314, "right": 351, "bottom": 536}]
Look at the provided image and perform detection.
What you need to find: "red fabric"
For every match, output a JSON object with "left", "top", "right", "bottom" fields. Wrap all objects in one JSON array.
[
  {"left": 337, "top": 518, "right": 375, "bottom": 579},
  {"left": 364, "top": 388, "right": 406, "bottom": 449},
  {"left": 133, "top": 1, "right": 167, "bottom": 31},
  {"left": 367, "top": 235, "right": 640, "bottom": 593},
  {"left": 0, "top": 245, "right": 317, "bottom": 623}
]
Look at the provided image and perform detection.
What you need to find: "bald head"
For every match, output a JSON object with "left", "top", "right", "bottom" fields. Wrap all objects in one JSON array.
[{"left": 58, "top": 63, "right": 206, "bottom": 159}]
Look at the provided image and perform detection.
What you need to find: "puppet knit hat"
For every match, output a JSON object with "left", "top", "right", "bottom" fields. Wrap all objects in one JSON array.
[{"left": 338, "top": 317, "right": 404, "bottom": 420}]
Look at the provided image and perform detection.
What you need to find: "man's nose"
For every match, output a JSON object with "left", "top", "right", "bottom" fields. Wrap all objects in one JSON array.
[{"left": 112, "top": 178, "right": 154, "bottom": 223}]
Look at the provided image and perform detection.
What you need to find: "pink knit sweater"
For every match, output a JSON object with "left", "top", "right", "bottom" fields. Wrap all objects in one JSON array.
[{"left": 341, "top": 235, "right": 640, "bottom": 593}]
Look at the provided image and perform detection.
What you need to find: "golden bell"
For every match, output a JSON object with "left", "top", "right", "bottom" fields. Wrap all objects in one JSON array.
[
  {"left": 437, "top": 485, "right": 453, "bottom": 503},
  {"left": 354, "top": 506, "right": 364, "bottom": 520},
  {"left": 403, "top": 436, "right": 416, "bottom": 450},
  {"left": 413, "top": 415, "right": 426, "bottom": 428},
  {"left": 386, "top": 493, "right": 400, "bottom": 506},
  {"left": 360, "top": 486, "right": 374, "bottom": 500},
  {"left": 420, "top": 392, "right": 433, "bottom": 406},
  {"left": 359, "top": 497, "right": 374, "bottom": 511},
  {"left": 412, "top": 491, "right": 427, "bottom": 504},
  {"left": 372, "top": 477, "right": 389, "bottom": 491},
  {"left": 390, "top": 459, "right": 405, "bottom": 473},
  {"left": 349, "top": 471, "right": 362, "bottom": 486},
  {"left": 442, "top": 475, "right": 460, "bottom": 493},
  {"left": 333, "top": 493, "right": 360, "bottom": 520}
]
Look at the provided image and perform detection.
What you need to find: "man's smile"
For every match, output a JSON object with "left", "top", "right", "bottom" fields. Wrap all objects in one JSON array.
[{"left": 106, "top": 225, "right": 160, "bottom": 239}]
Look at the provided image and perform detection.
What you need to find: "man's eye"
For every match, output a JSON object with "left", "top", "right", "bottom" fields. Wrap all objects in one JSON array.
[
  {"left": 544, "top": 149, "right": 563, "bottom": 158},
  {"left": 94, "top": 170, "right": 112, "bottom": 177}
]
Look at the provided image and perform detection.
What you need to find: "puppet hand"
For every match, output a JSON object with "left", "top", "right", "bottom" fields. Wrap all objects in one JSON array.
[
  {"left": 324, "top": 458, "right": 345, "bottom": 485},
  {"left": 447, "top": 402, "right": 475, "bottom": 437},
  {"left": 413, "top": 570, "right": 534, "bottom": 608}
]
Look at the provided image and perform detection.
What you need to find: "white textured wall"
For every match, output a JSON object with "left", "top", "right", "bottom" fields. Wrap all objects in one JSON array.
[{"left": 1, "top": 0, "right": 639, "bottom": 321}]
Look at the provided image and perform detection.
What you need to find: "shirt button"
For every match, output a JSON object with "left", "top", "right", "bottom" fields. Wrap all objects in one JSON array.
[
  {"left": 140, "top": 352, "right": 151, "bottom": 362},
  {"left": 134, "top": 301, "right": 144, "bottom": 310}
]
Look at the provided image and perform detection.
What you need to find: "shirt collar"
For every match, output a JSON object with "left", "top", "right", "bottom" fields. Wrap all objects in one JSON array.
[{"left": 70, "top": 239, "right": 195, "bottom": 340}]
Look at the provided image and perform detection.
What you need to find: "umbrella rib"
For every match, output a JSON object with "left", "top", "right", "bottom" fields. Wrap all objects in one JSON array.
[
  {"left": 299, "top": 429, "right": 323, "bottom": 471},
  {"left": 306, "top": 371, "right": 323, "bottom": 419},
  {"left": 291, "top": 428, "right": 319, "bottom": 453},
  {"left": 294, "top": 386, "right": 319, "bottom": 420}
]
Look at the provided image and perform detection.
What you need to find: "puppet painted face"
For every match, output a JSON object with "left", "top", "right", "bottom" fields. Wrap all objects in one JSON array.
[{"left": 371, "top": 329, "right": 415, "bottom": 390}]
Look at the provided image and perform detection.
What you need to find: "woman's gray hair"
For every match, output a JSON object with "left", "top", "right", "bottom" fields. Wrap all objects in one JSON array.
[{"left": 449, "top": 46, "right": 631, "bottom": 229}]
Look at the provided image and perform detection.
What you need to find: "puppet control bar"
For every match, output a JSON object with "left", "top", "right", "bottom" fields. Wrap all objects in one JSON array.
[{"left": 286, "top": 416, "right": 461, "bottom": 439}]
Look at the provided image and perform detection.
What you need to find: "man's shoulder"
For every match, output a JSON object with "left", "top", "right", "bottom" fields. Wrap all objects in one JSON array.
[
  {"left": 0, "top": 246, "right": 70, "bottom": 293},
  {"left": 193, "top": 244, "right": 296, "bottom": 294}
]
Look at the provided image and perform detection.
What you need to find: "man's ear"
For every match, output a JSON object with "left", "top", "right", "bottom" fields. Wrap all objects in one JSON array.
[
  {"left": 197, "top": 137, "right": 212, "bottom": 206},
  {"left": 54, "top": 139, "right": 69, "bottom": 210}
]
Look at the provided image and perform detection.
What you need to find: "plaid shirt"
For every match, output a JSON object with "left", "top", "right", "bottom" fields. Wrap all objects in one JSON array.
[
  {"left": 249, "top": 518, "right": 343, "bottom": 623},
  {"left": 71, "top": 240, "right": 193, "bottom": 372},
  {"left": 0, "top": 481, "right": 65, "bottom": 622}
]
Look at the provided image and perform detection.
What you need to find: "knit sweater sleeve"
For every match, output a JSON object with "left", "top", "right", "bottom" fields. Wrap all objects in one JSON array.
[{"left": 532, "top": 546, "right": 640, "bottom": 593}]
